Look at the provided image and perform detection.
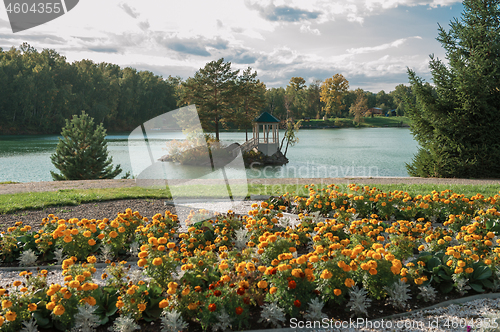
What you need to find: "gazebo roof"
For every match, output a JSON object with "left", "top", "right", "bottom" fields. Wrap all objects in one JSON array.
[{"left": 254, "top": 112, "right": 280, "bottom": 123}]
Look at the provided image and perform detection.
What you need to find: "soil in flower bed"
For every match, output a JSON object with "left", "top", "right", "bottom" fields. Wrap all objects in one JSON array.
[{"left": 0, "top": 199, "right": 188, "bottom": 234}]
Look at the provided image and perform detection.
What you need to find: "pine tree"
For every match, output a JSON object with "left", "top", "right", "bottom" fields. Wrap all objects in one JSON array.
[
  {"left": 50, "top": 111, "right": 123, "bottom": 180},
  {"left": 407, "top": 0, "right": 500, "bottom": 178}
]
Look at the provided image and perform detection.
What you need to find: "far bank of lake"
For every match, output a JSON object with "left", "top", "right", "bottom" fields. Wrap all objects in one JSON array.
[{"left": 0, "top": 128, "right": 419, "bottom": 183}]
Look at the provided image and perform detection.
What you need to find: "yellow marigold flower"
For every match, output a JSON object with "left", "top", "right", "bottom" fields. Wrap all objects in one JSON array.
[
  {"left": 269, "top": 287, "right": 277, "bottom": 294},
  {"left": 334, "top": 289, "right": 342, "bottom": 296},
  {"left": 153, "top": 257, "right": 163, "bottom": 266},
  {"left": 116, "top": 300, "right": 125, "bottom": 309},
  {"left": 188, "top": 303, "right": 198, "bottom": 310},
  {"left": 2, "top": 300, "right": 12, "bottom": 309},
  {"left": 465, "top": 267, "right": 474, "bottom": 274},
  {"left": 63, "top": 290, "right": 71, "bottom": 299},
  {"left": 309, "top": 256, "right": 319, "bottom": 263},
  {"left": 181, "top": 286, "right": 190, "bottom": 296},
  {"left": 28, "top": 303, "right": 37, "bottom": 311},
  {"left": 118, "top": 227, "right": 126, "bottom": 233},
  {"left": 63, "top": 235, "right": 72, "bottom": 243},
  {"left": 53, "top": 304, "right": 65, "bottom": 316},
  {"left": 68, "top": 280, "right": 80, "bottom": 288},
  {"left": 82, "top": 283, "right": 93, "bottom": 291},
  {"left": 5, "top": 311, "right": 16, "bottom": 322},
  {"left": 257, "top": 280, "right": 268, "bottom": 289},
  {"left": 109, "top": 231, "right": 118, "bottom": 239},
  {"left": 138, "top": 251, "right": 148, "bottom": 259}
]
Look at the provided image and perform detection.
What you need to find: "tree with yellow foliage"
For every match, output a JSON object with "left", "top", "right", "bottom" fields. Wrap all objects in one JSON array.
[{"left": 320, "top": 74, "right": 349, "bottom": 118}]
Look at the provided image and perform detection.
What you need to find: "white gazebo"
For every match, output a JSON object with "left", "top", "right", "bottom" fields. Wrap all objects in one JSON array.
[{"left": 252, "top": 112, "right": 281, "bottom": 156}]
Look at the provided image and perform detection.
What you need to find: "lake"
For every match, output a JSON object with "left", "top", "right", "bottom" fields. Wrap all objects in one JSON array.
[{"left": 0, "top": 128, "right": 419, "bottom": 183}]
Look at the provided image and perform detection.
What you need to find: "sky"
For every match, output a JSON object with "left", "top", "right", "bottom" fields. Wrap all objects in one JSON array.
[{"left": 0, "top": 0, "right": 465, "bottom": 93}]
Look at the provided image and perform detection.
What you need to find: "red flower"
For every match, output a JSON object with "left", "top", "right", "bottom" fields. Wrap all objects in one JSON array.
[
  {"left": 209, "top": 284, "right": 215, "bottom": 290},
  {"left": 288, "top": 280, "right": 296, "bottom": 289},
  {"left": 208, "top": 303, "right": 216, "bottom": 312},
  {"left": 229, "top": 283, "right": 235, "bottom": 288},
  {"left": 235, "top": 306, "right": 243, "bottom": 315},
  {"left": 270, "top": 268, "right": 277, "bottom": 275},
  {"left": 213, "top": 290, "right": 222, "bottom": 297},
  {"left": 294, "top": 299, "right": 301, "bottom": 308},
  {"left": 243, "top": 297, "right": 250, "bottom": 305},
  {"left": 237, "top": 287, "right": 245, "bottom": 296}
]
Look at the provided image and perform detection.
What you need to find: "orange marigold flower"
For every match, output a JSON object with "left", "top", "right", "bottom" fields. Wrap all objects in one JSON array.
[
  {"left": 5, "top": 311, "right": 16, "bottom": 322},
  {"left": 159, "top": 299, "right": 169, "bottom": 309},
  {"left": 257, "top": 280, "right": 268, "bottom": 289}
]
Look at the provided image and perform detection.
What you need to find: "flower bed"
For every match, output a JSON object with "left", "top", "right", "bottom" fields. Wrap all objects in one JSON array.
[{"left": 1, "top": 183, "right": 500, "bottom": 331}]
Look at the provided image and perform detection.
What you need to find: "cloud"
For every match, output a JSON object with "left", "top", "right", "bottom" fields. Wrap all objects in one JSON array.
[
  {"left": 246, "top": 1, "right": 321, "bottom": 22},
  {"left": 226, "top": 49, "right": 260, "bottom": 64},
  {"left": 167, "top": 41, "right": 211, "bottom": 57},
  {"left": 138, "top": 21, "right": 150, "bottom": 31},
  {"left": 300, "top": 24, "right": 321, "bottom": 35},
  {"left": 347, "top": 36, "right": 422, "bottom": 54},
  {"left": 88, "top": 47, "right": 120, "bottom": 53},
  {"left": 118, "top": 3, "right": 140, "bottom": 19},
  {"left": 0, "top": 33, "right": 66, "bottom": 44},
  {"left": 207, "top": 38, "right": 229, "bottom": 50}
]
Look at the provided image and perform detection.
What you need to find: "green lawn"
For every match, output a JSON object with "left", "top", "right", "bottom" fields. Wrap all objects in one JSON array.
[
  {"left": 1, "top": 181, "right": 498, "bottom": 214},
  {"left": 301, "top": 116, "right": 411, "bottom": 128}
]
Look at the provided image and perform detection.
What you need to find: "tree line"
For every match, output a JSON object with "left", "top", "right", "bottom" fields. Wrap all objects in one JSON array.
[
  {"left": 0, "top": 43, "right": 418, "bottom": 136},
  {"left": 0, "top": 43, "right": 178, "bottom": 134}
]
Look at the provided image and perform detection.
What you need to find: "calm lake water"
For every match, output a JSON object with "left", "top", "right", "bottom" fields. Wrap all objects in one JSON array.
[{"left": 0, "top": 128, "right": 419, "bottom": 183}]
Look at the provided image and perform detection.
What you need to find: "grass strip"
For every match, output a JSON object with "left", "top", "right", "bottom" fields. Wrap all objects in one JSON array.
[{"left": 1, "top": 182, "right": 499, "bottom": 215}]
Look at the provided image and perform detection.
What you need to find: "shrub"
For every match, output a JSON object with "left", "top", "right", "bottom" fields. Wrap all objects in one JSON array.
[{"left": 50, "top": 111, "right": 123, "bottom": 181}]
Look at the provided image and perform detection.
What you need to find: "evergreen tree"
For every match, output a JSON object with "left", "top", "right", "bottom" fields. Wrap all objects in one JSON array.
[
  {"left": 407, "top": 0, "right": 500, "bottom": 178},
  {"left": 50, "top": 111, "right": 123, "bottom": 180}
]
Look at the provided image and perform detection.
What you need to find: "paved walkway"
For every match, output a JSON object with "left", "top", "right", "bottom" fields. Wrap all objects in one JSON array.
[{"left": 1, "top": 177, "right": 500, "bottom": 195}]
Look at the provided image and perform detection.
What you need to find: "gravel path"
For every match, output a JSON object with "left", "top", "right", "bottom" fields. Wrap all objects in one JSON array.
[{"left": 2, "top": 177, "right": 500, "bottom": 195}]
